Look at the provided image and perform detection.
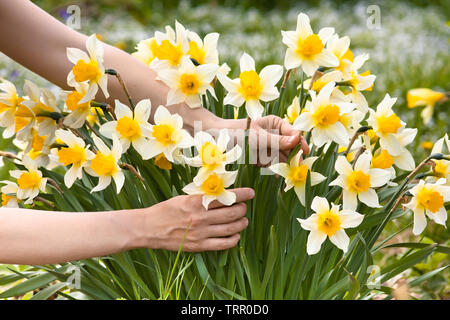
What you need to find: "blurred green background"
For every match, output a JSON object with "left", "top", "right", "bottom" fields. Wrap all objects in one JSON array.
[{"left": 1, "top": 0, "right": 449, "bottom": 299}]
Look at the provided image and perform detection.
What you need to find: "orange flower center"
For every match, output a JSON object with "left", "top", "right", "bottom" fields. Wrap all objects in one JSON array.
[
  {"left": 297, "top": 34, "right": 324, "bottom": 58},
  {"left": 416, "top": 187, "right": 444, "bottom": 213},
  {"left": 17, "top": 171, "right": 41, "bottom": 189},
  {"left": 312, "top": 105, "right": 341, "bottom": 128},
  {"left": 72, "top": 60, "right": 101, "bottom": 83},
  {"left": 201, "top": 173, "right": 224, "bottom": 196},
  {"left": 347, "top": 170, "right": 371, "bottom": 193},
  {"left": 239, "top": 70, "right": 262, "bottom": 100},
  {"left": 91, "top": 153, "right": 117, "bottom": 176},
  {"left": 317, "top": 210, "right": 341, "bottom": 237},
  {"left": 116, "top": 116, "right": 141, "bottom": 140}
]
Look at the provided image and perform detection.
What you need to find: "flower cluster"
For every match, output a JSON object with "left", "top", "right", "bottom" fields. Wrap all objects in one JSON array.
[
  {"left": 267, "top": 12, "right": 449, "bottom": 254},
  {"left": 0, "top": 13, "right": 448, "bottom": 259},
  {"left": 133, "top": 21, "right": 283, "bottom": 120},
  {"left": 0, "top": 29, "right": 243, "bottom": 210}
]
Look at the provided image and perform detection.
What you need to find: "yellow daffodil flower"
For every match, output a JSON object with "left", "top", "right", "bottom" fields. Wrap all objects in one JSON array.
[
  {"left": 282, "top": 13, "right": 338, "bottom": 76},
  {"left": 269, "top": 149, "right": 326, "bottom": 205},
  {"left": 183, "top": 170, "right": 238, "bottom": 210},
  {"left": 292, "top": 81, "right": 356, "bottom": 147},
  {"left": 297, "top": 196, "right": 364, "bottom": 254},
  {"left": 404, "top": 179, "right": 450, "bottom": 235},
  {"left": 100, "top": 99, "right": 153, "bottom": 156},
  {"left": 330, "top": 151, "right": 391, "bottom": 210}
]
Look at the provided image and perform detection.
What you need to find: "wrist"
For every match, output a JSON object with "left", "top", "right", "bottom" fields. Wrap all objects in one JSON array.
[{"left": 119, "top": 207, "right": 155, "bottom": 250}]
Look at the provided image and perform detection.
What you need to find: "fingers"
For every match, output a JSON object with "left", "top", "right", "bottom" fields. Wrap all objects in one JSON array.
[
  {"left": 299, "top": 135, "right": 310, "bottom": 155},
  {"left": 192, "top": 233, "right": 241, "bottom": 252},
  {"left": 268, "top": 132, "right": 299, "bottom": 151},
  {"left": 204, "top": 217, "right": 248, "bottom": 238},
  {"left": 206, "top": 202, "right": 247, "bottom": 224},
  {"left": 207, "top": 187, "right": 255, "bottom": 209}
]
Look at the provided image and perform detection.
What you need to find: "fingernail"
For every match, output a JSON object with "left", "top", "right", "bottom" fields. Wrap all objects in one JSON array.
[{"left": 288, "top": 136, "right": 297, "bottom": 143}]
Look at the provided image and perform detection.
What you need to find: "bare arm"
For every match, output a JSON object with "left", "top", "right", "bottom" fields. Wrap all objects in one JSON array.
[
  {"left": 0, "top": 188, "right": 254, "bottom": 265},
  {"left": 0, "top": 0, "right": 225, "bottom": 133},
  {"left": 0, "top": 207, "right": 142, "bottom": 265},
  {"left": 0, "top": 0, "right": 308, "bottom": 157}
]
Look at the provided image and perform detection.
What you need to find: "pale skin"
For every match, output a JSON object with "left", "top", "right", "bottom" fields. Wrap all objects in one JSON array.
[{"left": 0, "top": 0, "right": 309, "bottom": 265}]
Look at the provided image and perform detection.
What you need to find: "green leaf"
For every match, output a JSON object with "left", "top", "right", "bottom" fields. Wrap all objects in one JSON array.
[
  {"left": 194, "top": 254, "right": 227, "bottom": 300},
  {"left": 317, "top": 276, "right": 350, "bottom": 300},
  {"left": 0, "top": 272, "right": 57, "bottom": 299},
  {"left": 379, "top": 242, "right": 450, "bottom": 255},
  {"left": 30, "top": 282, "right": 67, "bottom": 300},
  {"left": 380, "top": 244, "right": 437, "bottom": 283},
  {"left": 408, "top": 265, "right": 449, "bottom": 288}
]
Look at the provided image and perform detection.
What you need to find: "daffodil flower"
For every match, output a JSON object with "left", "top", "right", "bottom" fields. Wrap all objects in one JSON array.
[
  {"left": 158, "top": 57, "right": 218, "bottom": 109},
  {"left": 429, "top": 134, "right": 450, "bottom": 184},
  {"left": 339, "top": 109, "right": 365, "bottom": 138},
  {"left": 327, "top": 34, "right": 353, "bottom": 73},
  {"left": 367, "top": 94, "right": 408, "bottom": 157},
  {"left": 302, "top": 70, "right": 342, "bottom": 93},
  {"left": 0, "top": 79, "right": 27, "bottom": 138},
  {"left": 0, "top": 79, "right": 20, "bottom": 129},
  {"left": 0, "top": 181, "right": 19, "bottom": 208},
  {"left": 86, "top": 135, "right": 124, "bottom": 194},
  {"left": 297, "top": 196, "right": 364, "bottom": 255},
  {"left": 99, "top": 99, "right": 153, "bottom": 156},
  {"left": 282, "top": 13, "right": 338, "bottom": 76},
  {"left": 284, "top": 96, "right": 301, "bottom": 124},
  {"left": 8, "top": 81, "right": 58, "bottom": 143},
  {"left": 403, "top": 179, "right": 450, "bottom": 235},
  {"left": 53, "top": 129, "right": 95, "bottom": 188},
  {"left": 183, "top": 170, "right": 238, "bottom": 210},
  {"left": 67, "top": 34, "right": 109, "bottom": 103},
  {"left": 292, "top": 81, "right": 356, "bottom": 147},
  {"left": 9, "top": 156, "right": 47, "bottom": 204},
  {"left": 0, "top": 78, "right": 20, "bottom": 120},
  {"left": 133, "top": 22, "right": 189, "bottom": 71},
  {"left": 185, "top": 129, "right": 242, "bottom": 183},
  {"left": 363, "top": 123, "right": 416, "bottom": 173},
  {"left": 269, "top": 150, "right": 325, "bottom": 205},
  {"left": 15, "top": 128, "right": 54, "bottom": 169},
  {"left": 187, "top": 31, "right": 219, "bottom": 65},
  {"left": 217, "top": 53, "right": 283, "bottom": 119},
  {"left": 61, "top": 82, "right": 93, "bottom": 129},
  {"left": 371, "top": 129, "right": 416, "bottom": 173},
  {"left": 407, "top": 88, "right": 446, "bottom": 124},
  {"left": 143, "top": 105, "right": 195, "bottom": 162},
  {"left": 19, "top": 80, "right": 59, "bottom": 137},
  {"left": 154, "top": 153, "right": 173, "bottom": 170},
  {"left": 341, "top": 53, "right": 376, "bottom": 112},
  {"left": 330, "top": 151, "right": 391, "bottom": 210}
]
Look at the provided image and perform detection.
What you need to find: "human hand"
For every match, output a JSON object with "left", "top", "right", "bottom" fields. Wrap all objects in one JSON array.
[
  {"left": 248, "top": 115, "right": 310, "bottom": 165},
  {"left": 139, "top": 188, "right": 255, "bottom": 252}
]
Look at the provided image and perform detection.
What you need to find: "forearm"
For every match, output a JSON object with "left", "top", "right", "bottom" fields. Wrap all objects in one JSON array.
[
  {"left": 0, "top": 208, "right": 145, "bottom": 265},
  {"left": 0, "top": 0, "right": 223, "bottom": 132}
]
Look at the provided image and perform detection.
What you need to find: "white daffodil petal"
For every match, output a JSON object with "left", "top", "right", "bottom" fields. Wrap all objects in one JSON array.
[
  {"left": 412, "top": 209, "right": 427, "bottom": 235},
  {"left": 311, "top": 196, "right": 330, "bottom": 213},
  {"left": 368, "top": 168, "right": 391, "bottom": 187},
  {"left": 329, "top": 230, "right": 350, "bottom": 253},
  {"left": 358, "top": 188, "right": 380, "bottom": 208},
  {"left": 339, "top": 210, "right": 364, "bottom": 228},
  {"left": 306, "top": 231, "right": 327, "bottom": 255}
]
